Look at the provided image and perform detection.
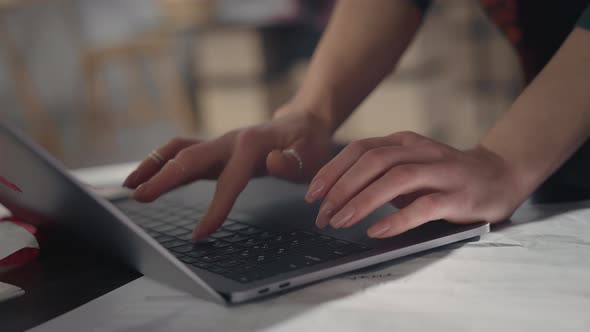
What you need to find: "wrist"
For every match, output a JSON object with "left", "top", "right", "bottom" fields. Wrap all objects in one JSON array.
[
  {"left": 469, "top": 144, "right": 531, "bottom": 207},
  {"left": 273, "top": 98, "right": 339, "bottom": 136}
]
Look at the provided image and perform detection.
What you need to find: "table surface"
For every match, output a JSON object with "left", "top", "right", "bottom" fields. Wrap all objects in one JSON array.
[{"left": 3, "top": 162, "right": 590, "bottom": 332}]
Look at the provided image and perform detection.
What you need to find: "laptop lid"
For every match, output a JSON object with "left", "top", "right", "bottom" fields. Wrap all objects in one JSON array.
[{"left": 0, "top": 121, "right": 225, "bottom": 304}]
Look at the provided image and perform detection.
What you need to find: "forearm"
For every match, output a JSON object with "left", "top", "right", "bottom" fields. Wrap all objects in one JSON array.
[
  {"left": 278, "top": 0, "right": 424, "bottom": 133},
  {"left": 480, "top": 27, "right": 590, "bottom": 202}
]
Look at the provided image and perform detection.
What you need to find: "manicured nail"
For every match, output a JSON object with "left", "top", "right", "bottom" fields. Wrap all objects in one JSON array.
[
  {"left": 123, "top": 170, "right": 137, "bottom": 187},
  {"left": 305, "top": 179, "right": 325, "bottom": 202},
  {"left": 133, "top": 183, "right": 150, "bottom": 198},
  {"left": 192, "top": 225, "right": 203, "bottom": 240},
  {"left": 329, "top": 206, "right": 355, "bottom": 229},
  {"left": 315, "top": 201, "right": 334, "bottom": 228},
  {"left": 368, "top": 223, "right": 390, "bottom": 238}
]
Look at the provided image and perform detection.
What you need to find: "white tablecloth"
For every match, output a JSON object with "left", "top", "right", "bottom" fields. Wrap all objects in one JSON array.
[{"left": 28, "top": 164, "right": 590, "bottom": 332}]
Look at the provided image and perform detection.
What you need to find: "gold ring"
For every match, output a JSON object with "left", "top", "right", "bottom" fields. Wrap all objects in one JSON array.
[{"left": 148, "top": 150, "right": 166, "bottom": 165}]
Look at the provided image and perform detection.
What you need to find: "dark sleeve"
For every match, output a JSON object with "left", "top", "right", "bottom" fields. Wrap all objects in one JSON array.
[
  {"left": 413, "top": 0, "right": 432, "bottom": 13},
  {"left": 577, "top": 5, "right": 590, "bottom": 29}
]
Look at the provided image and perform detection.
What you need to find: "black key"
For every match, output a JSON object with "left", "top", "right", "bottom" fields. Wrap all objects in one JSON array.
[
  {"left": 168, "top": 228, "right": 191, "bottom": 237},
  {"left": 172, "top": 244, "right": 198, "bottom": 253},
  {"left": 287, "top": 230, "right": 317, "bottom": 240},
  {"left": 172, "top": 252, "right": 185, "bottom": 258},
  {"left": 231, "top": 264, "right": 259, "bottom": 274},
  {"left": 317, "top": 235, "right": 333, "bottom": 243},
  {"left": 269, "top": 234, "right": 293, "bottom": 243},
  {"left": 142, "top": 220, "right": 165, "bottom": 228},
  {"left": 206, "top": 266, "right": 228, "bottom": 275},
  {"left": 180, "top": 256, "right": 200, "bottom": 264},
  {"left": 216, "top": 245, "right": 244, "bottom": 255},
  {"left": 237, "top": 226, "right": 262, "bottom": 235},
  {"left": 331, "top": 244, "right": 371, "bottom": 256},
  {"left": 161, "top": 240, "right": 186, "bottom": 249},
  {"left": 231, "top": 249, "right": 257, "bottom": 259},
  {"left": 146, "top": 230, "right": 161, "bottom": 237},
  {"left": 222, "top": 220, "right": 236, "bottom": 226},
  {"left": 223, "top": 234, "right": 250, "bottom": 243},
  {"left": 192, "top": 261, "right": 212, "bottom": 269},
  {"left": 248, "top": 254, "right": 278, "bottom": 264},
  {"left": 200, "top": 254, "right": 229, "bottom": 263},
  {"left": 285, "top": 238, "right": 308, "bottom": 248},
  {"left": 152, "top": 224, "right": 177, "bottom": 233},
  {"left": 260, "top": 255, "right": 313, "bottom": 273},
  {"left": 327, "top": 240, "right": 350, "bottom": 249},
  {"left": 251, "top": 242, "right": 277, "bottom": 252},
  {"left": 294, "top": 245, "right": 340, "bottom": 263},
  {"left": 227, "top": 275, "right": 253, "bottom": 284},
  {"left": 210, "top": 230, "right": 235, "bottom": 239},
  {"left": 173, "top": 219, "right": 198, "bottom": 227},
  {"left": 223, "top": 223, "right": 249, "bottom": 232},
  {"left": 184, "top": 239, "right": 230, "bottom": 251},
  {"left": 177, "top": 233, "right": 195, "bottom": 241},
  {"left": 187, "top": 249, "right": 211, "bottom": 258},
  {"left": 251, "top": 231, "right": 275, "bottom": 240},
  {"left": 210, "top": 240, "right": 231, "bottom": 249},
  {"left": 239, "top": 238, "right": 263, "bottom": 247},
  {"left": 265, "top": 247, "right": 291, "bottom": 256},
  {"left": 216, "top": 259, "right": 245, "bottom": 268},
  {"left": 155, "top": 234, "right": 174, "bottom": 242}
]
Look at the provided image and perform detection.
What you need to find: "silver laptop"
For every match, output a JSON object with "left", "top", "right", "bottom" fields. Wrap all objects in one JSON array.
[{"left": 0, "top": 122, "right": 489, "bottom": 304}]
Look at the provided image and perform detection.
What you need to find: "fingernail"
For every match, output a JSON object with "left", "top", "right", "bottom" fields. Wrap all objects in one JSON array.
[
  {"left": 133, "top": 183, "right": 150, "bottom": 198},
  {"left": 123, "top": 171, "right": 137, "bottom": 187},
  {"left": 368, "top": 223, "right": 390, "bottom": 238},
  {"left": 305, "top": 179, "right": 325, "bottom": 202},
  {"left": 329, "top": 206, "right": 355, "bottom": 229},
  {"left": 315, "top": 201, "right": 334, "bottom": 228}
]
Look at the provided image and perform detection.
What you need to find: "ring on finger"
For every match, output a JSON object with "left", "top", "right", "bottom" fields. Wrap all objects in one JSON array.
[
  {"left": 148, "top": 150, "right": 166, "bottom": 166},
  {"left": 283, "top": 148, "right": 303, "bottom": 173}
]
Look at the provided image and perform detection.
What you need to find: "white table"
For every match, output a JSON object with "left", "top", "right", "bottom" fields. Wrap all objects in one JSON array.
[{"left": 27, "top": 163, "right": 590, "bottom": 332}]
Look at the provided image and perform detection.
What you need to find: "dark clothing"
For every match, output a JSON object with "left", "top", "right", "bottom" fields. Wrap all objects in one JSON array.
[{"left": 478, "top": 1, "right": 590, "bottom": 202}]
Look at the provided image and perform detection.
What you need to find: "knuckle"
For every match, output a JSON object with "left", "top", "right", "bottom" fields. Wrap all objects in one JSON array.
[
  {"left": 389, "top": 164, "right": 418, "bottom": 181},
  {"left": 360, "top": 148, "right": 388, "bottom": 168},
  {"left": 236, "top": 128, "right": 262, "bottom": 147},
  {"left": 389, "top": 131, "right": 420, "bottom": 143},
  {"left": 346, "top": 140, "right": 369, "bottom": 154},
  {"left": 175, "top": 148, "right": 193, "bottom": 161},
  {"left": 415, "top": 143, "right": 446, "bottom": 159},
  {"left": 419, "top": 195, "right": 441, "bottom": 215},
  {"left": 168, "top": 137, "right": 189, "bottom": 148}
]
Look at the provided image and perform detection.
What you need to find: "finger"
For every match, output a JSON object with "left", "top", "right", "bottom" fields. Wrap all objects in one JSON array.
[
  {"left": 367, "top": 193, "right": 450, "bottom": 238},
  {"left": 133, "top": 142, "right": 226, "bottom": 202},
  {"left": 325, "top": 164, "right": 453, "bottom": 229},
  {"left": 317, "top": 145, "right": 446, "bottom": 228},
  {"left": 305, "top": 137, "right": 392, "bottom": 203},
  {"left": 266, "top": 137, "right": 322, "bottom": 183},
  {"left": 266, "top": 149, "right": 302, "bottom": 182},
  {"left": 385, "top": 131, "right": 430, "bottom": 146},
  {"left": 193, "top": 139, "right": 266, "bottom": 239},
  {"left": 123, "top": 138, "right": 198, "bottom": 189}
]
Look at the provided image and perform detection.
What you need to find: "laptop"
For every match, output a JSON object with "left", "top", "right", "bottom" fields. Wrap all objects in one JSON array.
[{"left": 0, "top": 122, "right": 489, "bottom": 304}]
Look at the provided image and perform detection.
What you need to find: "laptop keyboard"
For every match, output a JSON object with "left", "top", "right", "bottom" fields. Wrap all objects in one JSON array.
[{"left": 115, "top": 199, "right": 371, "bottom": 284}]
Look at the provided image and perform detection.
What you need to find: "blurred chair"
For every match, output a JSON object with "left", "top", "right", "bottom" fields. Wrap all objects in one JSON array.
[
  {"left": 63, "top": 1, "right": 199, "bottom": 143},
  {"left": 0, "top": 0, "right": 61, "bottom": 155}
]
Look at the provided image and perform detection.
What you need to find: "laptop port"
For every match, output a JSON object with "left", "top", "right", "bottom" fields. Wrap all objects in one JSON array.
[
  {"left": 258, "top": 288, "right": 269, "bottom": 294},
  {"left": 279, "top": 282, "right": 290, "bottom": 289}
]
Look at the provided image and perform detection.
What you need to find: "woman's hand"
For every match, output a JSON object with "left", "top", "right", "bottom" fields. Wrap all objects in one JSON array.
[
  {"left": 123, "top": 109, "right": 333, "bottom": 239},
  {"left": 305, "top": 131, "right": 526, "bottom": 238}
]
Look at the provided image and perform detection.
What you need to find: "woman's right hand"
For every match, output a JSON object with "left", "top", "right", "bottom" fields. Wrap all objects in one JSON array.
[{"left": 122, "top": 107, "right": 334, "bottom": 239}]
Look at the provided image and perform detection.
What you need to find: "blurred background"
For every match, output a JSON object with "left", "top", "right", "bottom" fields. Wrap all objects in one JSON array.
[{"left": 0, "top": 0, "right": 523, "bottom": 169}]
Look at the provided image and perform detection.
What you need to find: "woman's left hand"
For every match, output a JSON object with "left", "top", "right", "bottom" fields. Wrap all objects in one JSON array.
[{"left": 305, "top": 131, "right": 525, "bottom": 238}]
